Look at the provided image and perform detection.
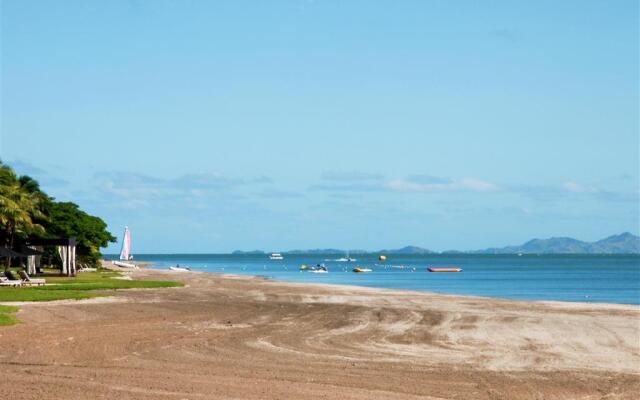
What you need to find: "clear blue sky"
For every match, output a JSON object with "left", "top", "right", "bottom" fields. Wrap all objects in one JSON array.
[{"left": 1, "top": 0, "right": 638, "bottom": 253}]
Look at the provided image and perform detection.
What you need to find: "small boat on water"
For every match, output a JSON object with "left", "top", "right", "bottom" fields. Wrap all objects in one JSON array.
[
  {"left": 113, "top": 227, "right": 137, "bottom": 268},
  {"left": 336, "top": 251, "right": 357, "bottom": 262},
  {"left": 169, "top": 265, "right": 191, "bottom": 272},
  {"left": 301, "top": 264, "right": 328, "bottom": 273},
  {"left": 427, "top": 267, "right": 462, "bottom": 272},
  {"left": 352, "top": 267, "right": 372, "bottom": 273},
  {"left": 112, "top": 260, "right": 138, "bottom": 269},
  {"left": 269, "top": 253, "right": 284, "bottom": 260}
]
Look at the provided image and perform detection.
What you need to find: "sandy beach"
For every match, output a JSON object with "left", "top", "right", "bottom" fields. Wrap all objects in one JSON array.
[{"left": 1, "top": 269, "right": 638, "bottom": 399}]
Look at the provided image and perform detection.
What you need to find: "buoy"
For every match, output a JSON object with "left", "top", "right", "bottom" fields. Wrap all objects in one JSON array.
[{"left": 378, "top": 255, "right": 387, "bottom": 261}]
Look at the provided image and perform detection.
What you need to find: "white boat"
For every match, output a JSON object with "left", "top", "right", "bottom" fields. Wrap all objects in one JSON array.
[
  {"left": 336, "top": 251, "right": 357, "bottom": 262},
  {"left": 112, "top": 260, "right": 138, "bottom": 269},
  {"left": 169, "top": 265, "right": 191, "bottom": 272},
  {"left": 310, "top": 269, "right": 328, "bottom": 273},
  {"left": 269, "top": 253, "right": 284, "bottom": 260},
  {"left": 119, "top": 226, "right": 134, "bottom": 261}
]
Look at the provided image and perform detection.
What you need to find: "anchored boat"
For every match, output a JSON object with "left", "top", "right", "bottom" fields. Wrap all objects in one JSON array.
[
  {"left": 169, "top": 265, "right": 191, "bottom": 272},
  {"left": 427, "top": 267, "right": 462, "bottom": 272}
]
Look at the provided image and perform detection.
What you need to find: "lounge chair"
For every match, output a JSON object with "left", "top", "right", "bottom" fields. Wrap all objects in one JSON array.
[
  {"left": 1, "top": 272, "right": 23, "bottom": 287},
  {"left": 18, "top": 271, "right": 46, "bottom": 286},
  {"left": 0, "top": 276, "right": 22, "bottom": 287}
]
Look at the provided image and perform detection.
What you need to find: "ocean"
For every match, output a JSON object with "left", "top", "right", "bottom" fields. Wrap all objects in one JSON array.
[{"left": 105, "top": 254, "right": 640, "bottom": 305}]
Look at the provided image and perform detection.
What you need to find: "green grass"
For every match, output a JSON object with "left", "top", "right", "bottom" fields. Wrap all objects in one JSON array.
[
  {"left": 0, "top": 304, "right": 19, "bottom": 326},
  {"left": 38, "top": 280, "right": 183, "bottom": 291},
  {"left": 0, "top": 270, "right": 183, "bottom": 300},
  {"left": 0, "top": 270, "right": 184, "bottom": 325},
  {"left": 0, "top": 288, "right": 98, "bottom": 302}
]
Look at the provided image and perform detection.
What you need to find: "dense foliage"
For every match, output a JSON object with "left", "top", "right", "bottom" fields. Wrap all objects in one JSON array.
[
  {"left": 44, "top": 202, "right": 116, "bottom": 266},
  {"left": 0, "top": 160, "right": 115, "bottom": 268}
]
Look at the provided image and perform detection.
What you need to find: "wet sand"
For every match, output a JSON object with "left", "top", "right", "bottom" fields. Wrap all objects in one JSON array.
[{"left": 0, "top": 269, "right": 638, "bottom": 399}]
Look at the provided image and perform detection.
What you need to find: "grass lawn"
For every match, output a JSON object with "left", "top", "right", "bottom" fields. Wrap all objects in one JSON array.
[
  {"left": 39, "top": 280, "right": 183, "bottom": 291},
  {"left": 0, "top": 270, "right": 184, "bottom": 323},
  {"left": 0, "top": 305, "right": 19, "bottom": 326}
]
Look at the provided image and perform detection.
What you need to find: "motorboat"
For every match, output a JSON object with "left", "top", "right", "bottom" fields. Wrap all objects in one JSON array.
[
  {"left": 427, "top": 267, "right": 462, "bottom": 272},
  {"left": 302, "top": 264, "right": 328, "bottom": 273},
  {"left": 169, "top": 265, "right": 191, "bottom": 272},
  {"left": 352, "top": 267, "right": 372, "bottom": 273},
  {"left": 336, "top": 252, "right": 357, "bottom": 262},
  {"left": 269, "top": 253, "right": 284, "bottom": 260}
]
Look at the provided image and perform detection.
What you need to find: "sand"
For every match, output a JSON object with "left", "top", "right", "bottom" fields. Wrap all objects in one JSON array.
[{"left": 0, "top": 269, "right": 638, "bottom": 399}]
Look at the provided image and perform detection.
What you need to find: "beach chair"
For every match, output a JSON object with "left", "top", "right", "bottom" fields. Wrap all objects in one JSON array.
[
  {"left": 0, "top": 273, "right": 22, "bottom": 287},
  {"left": 18, "top": 271, "right": 46, "bottom": 286}
]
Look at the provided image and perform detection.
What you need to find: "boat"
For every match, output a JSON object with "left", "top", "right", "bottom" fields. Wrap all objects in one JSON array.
[
  {"left": 352, "top": 267, "right": 372, "bottom": 273},
  {"left": 301, "top": 264, "right": 328, "bottom": 273},
  {"left": 119, "top": 226, "right": 134, "bottom": 261},
  {"left": 269, "top": 253, "right": 284, "bottom": 260},
  {"left": 427, "top": 267, "right": 462, "bottom": 272},
  {"left": 169, "top": 265, "right": 191, "bottom": 272},
  {"left": 336, "top": 251, "right": 357, "bottom": 262},
  {"left": 112, "top": 260, "right": 138, "bottom": 269}
]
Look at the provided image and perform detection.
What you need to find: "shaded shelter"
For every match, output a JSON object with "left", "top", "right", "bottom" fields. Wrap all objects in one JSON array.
[
  {"left": 24, "top": 238, "right": 77, "bottom": 276},
  {"left": 20, "top": 246, "right": 44, "bottom": 275},
  {"left": 0, "top": 247, "right": 26, "bottom": 257}
]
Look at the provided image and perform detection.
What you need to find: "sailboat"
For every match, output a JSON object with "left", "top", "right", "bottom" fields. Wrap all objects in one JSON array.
[{"left": 112, "top": 226, "right": 138, "bottom": 269}]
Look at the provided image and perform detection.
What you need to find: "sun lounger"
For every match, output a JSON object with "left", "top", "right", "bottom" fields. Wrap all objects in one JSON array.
[
  {"left": 18, "top": 271, "right": 46, "bottom": 286},
  {"left": 3, "top": 271, "right": 20, "bottom": 281},
  {"left": 0, "top": 276, "right": 22, "bottom": 287}
]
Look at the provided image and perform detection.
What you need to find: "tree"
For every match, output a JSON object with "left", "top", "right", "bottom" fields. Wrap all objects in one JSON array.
[
  {"left": 0, "top": 160, "right": 116, "bottom": 269},
  {"left": 41, "top": 202, "right": 116, "bottom": 267},
  {"left": 0, "top": 162, "right": 46, "bottom": 270}
]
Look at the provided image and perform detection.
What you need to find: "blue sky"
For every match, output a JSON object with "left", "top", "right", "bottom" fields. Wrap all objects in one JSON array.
[{"left": 1, "top": 0, "right": 638, "bottom": 253}]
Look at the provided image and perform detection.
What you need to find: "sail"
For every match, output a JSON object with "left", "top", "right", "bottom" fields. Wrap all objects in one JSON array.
[{"left": 119, "top": 227, "right": 131, "bottom": 260}]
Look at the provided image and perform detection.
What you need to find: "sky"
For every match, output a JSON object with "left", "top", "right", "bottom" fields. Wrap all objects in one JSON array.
[{"left": 1, "top": 0, "right": 638, "bottom": 253}]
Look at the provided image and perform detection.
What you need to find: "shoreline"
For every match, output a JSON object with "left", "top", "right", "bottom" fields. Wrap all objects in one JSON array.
[
  {"left": 131, "top": 261, "right": 640, "bottom": 309},
  {"left": 2, "top": 268, "right": 639, "bottom": 399}
]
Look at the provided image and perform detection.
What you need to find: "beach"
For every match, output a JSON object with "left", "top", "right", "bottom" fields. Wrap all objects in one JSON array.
[{"left": 1, "top": 269, "right": 639, "bottom": 399}]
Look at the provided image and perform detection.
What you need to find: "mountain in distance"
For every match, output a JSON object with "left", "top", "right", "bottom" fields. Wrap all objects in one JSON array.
[
  {"left": 277, "top": 246, "right": 434, "bottom": 255},
  {"left": 285, "top": 248, "right": 368, "bottom": 255},
  {"left": 231, "top": 250, "right": 266, "bottom": 255},
  {"left": 379, "top": 245, "right": 435, "bottom": 255},
  {"left": 232, "top": 233, "right": 640, "bottom": 255},
  {"left": 472, "top": 232, "right": 640, "bottom": 254}
]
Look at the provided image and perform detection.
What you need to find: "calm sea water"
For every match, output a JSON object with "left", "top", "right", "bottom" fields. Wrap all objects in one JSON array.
[{"left": 105, "top": 254, "right": 640, "bottom": 305}]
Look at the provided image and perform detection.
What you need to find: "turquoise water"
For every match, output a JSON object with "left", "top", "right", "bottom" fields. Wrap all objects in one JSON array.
[{"left": 105, "top": 254, "right": 640, "bottom": 305}]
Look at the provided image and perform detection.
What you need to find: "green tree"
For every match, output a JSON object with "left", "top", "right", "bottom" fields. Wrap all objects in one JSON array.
[
  {"left": 0, "top": 162, "right": 46, "bottom": 270},
  {"left": 42, "top": 202, "right": 116, "bottom": 267},
  {"left": 0, "top": 161, "right": 116, "bottom": 269}
]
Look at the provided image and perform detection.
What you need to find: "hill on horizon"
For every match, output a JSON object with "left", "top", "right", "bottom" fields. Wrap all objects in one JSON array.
[
  {"left": 231, "top": 232, "right": 640, "bottom": 255},
  {"left": 471, "top": 232, "right": 639, "bottom": 254}
]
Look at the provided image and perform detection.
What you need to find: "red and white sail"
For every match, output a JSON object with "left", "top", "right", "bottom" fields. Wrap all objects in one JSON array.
[{"left": 119, "top": 226, "right": 132, "bottom": 260}]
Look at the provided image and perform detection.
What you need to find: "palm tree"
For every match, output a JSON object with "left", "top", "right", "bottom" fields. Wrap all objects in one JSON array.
[{"left": 0, "top": 162, "right": 46, "bottom": 270}]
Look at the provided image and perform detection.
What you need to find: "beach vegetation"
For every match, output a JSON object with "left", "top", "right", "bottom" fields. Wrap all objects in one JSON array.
[
  {"left": 0, "top": 162, "right": 47, "bottom": 270},
  {"left": 0, "top": 160, "right": 116, "bottom": 269},
  {"left": 40, "top": 202, "right": 116, "bottom": 267},
  {"left": 0, "top": 304, "right": 19, "bottom": 326},
  {"left": 0, "top": 271, "right": 183, "bottom": 325}
]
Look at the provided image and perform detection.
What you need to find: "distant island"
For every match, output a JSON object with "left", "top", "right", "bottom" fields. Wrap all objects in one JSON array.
[{"left": 233, "top": 232, "right": 640, "bottom": 255}]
